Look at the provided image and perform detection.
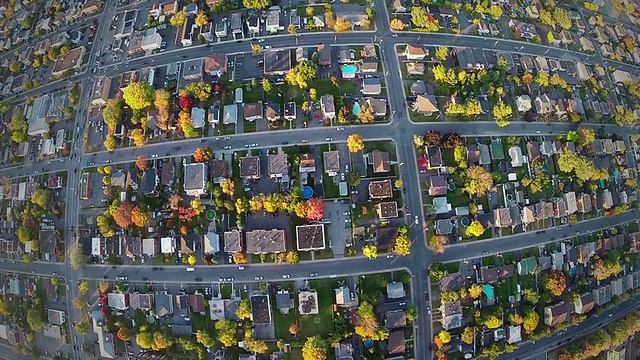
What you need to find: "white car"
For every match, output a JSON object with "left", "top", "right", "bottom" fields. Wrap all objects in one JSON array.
[
  {"left": 282, "top": 274, "right": 291, "bottom": 279},
  {"left": 264, "top": 45, "right": 271, "bottom": 49},
  {"left": 340, "top": 173, "right": 345, "bottom": 181},
  {"left": 238, "top": 266, "right": 245, "bottom": 270},
  {"left": 337, "top": 127, "right": 345, "bottom": 131},
  {"left": 258, "top": 39, "right": 265, "bottom": 43},
  {"left": 414, "top": 215, "right": 419, "bottom": 225},
  {"left": 151, "top": 154, "right": 158, "bottom": 158}
]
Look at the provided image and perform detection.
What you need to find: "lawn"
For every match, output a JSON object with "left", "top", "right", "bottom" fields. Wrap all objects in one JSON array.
[
  {"left": 191, "top": 311, "right": 213, "bottom": 332},
  {"left": 352, "top": 203, "right": 376, "bottom": 221},
  {"left": 446, "top": 191, "right": 471, "bottom": 208},
  {"left": 519, "top": 274, "right": 536, "bottom": 290},
  {"left": 220, "top": 284, "right": 232, "bottom": 299},
  {"left": 243, "top": 120, "right": 256, "bottom": 133},
  {"left": 297, "top": 280, "right": 334, "bottom": 338},
  {"left": 244, "top": 87, "right": 264, "bottom": 104},
  {"left": 340, "top": 80, "right": 358, "bottom": 95},
  {"left": 314, "top": 79, "right": 339, "bottom": 98}
]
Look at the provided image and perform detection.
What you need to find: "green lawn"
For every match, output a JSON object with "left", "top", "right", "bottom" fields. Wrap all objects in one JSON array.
[
  {"left": 297, "top": 280, "right": 334, "bottom": 338},
  {"left": 314, "top": 79, "right": 339, "bottom": 98},
  {"left": 340, "top": 80, "right": 358, "bottom": 95},
  {"left": 446, "top": 191, "right": 471, "bottom": 208},
  {"left": 352, "top": 203, "right": 376, "bottom": 221},
  {"left": 220, "top": 284, "right": 232, "bottom": 299},
  {"left": 519, "top": 274, "right": 536, "bottom": 290},
  {"left": 243, "top": 120, "right": 256, "bottom": 133},
  {"left": 244, "top": 87, "right": 264, "bottom": 104},
  {"left": 191, "top": 311, "right": 213, "bottom": 332}
]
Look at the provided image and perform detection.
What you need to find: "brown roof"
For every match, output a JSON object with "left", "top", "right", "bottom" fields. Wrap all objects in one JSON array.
[
  {"left": 375, "top": 227, "right": 398, "bottom": 248},
  {"left": 388, "top": 331, "right": 405, "bottom": 355},
  {"left": 467, "top": 144, "right": 480, "bottom": 164},
  {"left": 204, "top": 54, "right": 228, "bottom": 75},
  {"left": 527, "top": 142, "right": 540, "bottom": 161},
  {"left": 299, "top": 153, "right": 315, "bottom": 168},
  {"left": 439, "top": 272, "right": 465, "bottom": 292},
  {"left": 429, "top": 175, "right": 447, "bottom": 196},
  {"left": 161, "top": 161, "right": 174, "bottom": 186},
  {"left": 268, "top": 153, "right": 288, "bottom": 176},
  {"left": 239, "top": 156, "right": 260, "bottom": 178},
  {"left": 210, "top": 159, "right": 228, "bottom": 179},
  {"left": 545, "top": 302, "right": 570, "bottom": 327},
  {"left": 405, "top": 43, "right": 426, "bottom": 56},
  {"left": 368, "top": 179, "right": 393, "bottom": 199},
  {"left": 223, "top": 230, "right": 243, "bottom": 253},
  {"left": 372, "top": 150, "right": 391, "bottom": 173},
  {"left": 317, "top": 43, "right": 331, "bottom": 66},
  {"left": 52, "top": 46, "right": 85, "bottom": 74},
  {"left": 385, "top": 310, "right": 407, "bottom": 329},
  {"left": 295, "top": 224, "right": 325, "bottom": 251},
  {"left": 481, "top": 267, "right": 499, "bottom": 283},
  {"left": 377, "top": 201, "right": 398, "bottom": 219},
  {"left": 244, "top": 101, "right": 263, "bottom": 120},
  {"left": 245, "top": 229, "right": 286, "bottom": 254},
  {"left": 188, "top": 294, "right": 205, "bottom": 313},
  {"left": 497, "top": 264, "right": 515, "bottom": 279}
]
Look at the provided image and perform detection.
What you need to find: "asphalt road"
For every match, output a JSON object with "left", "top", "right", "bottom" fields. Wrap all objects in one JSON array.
[{"left": 0, "top": 1, "right": 639, "bottom": 359}]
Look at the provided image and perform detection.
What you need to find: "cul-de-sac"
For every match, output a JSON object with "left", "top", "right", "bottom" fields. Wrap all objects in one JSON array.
[{"left": 0, "top": 0, "right": 639, "bottom": 359}]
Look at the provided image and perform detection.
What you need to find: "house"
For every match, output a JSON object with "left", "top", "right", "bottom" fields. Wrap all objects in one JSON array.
[
  {"left": 563, "top": 192, "right": 578, "bottom": 215},
  {"left": 284, "top": 102, "right": 296, "bottom": 121},
  {"left": 246, "top": 15, "right": 260, "bottom": 36},
  {"left": 387, "top": 331, "right": 405, "bottom": 355},
  {"left": 223, "top": 105, "right": 237, "bottom": 125},
  {"left": 52, "top": 46, "right": 85, "bottom": 77},
  {"left": 183, "top": 163, "right": 208, "bottom": 197},
  {"left": 376, "top": 202, "right": 398, "bottom": 219},
  {"left": 362, "top": 77, "right": 382, "bottom": 95},
  {"left": 265, "top": 11, "right": 280, "bottom": 33},
  {"left": 517, "top": 256, "right": 537, "bottom": 275},
  {"left": 323, "top": 151, "right": 340, "bottom": 176},
  {"left": 239, "top": 156, "right": 261, "bottom": 180},
  {"left": 223, "top": 230, "right": 243, "bottom": 253},
  {"left": 299, "top": 153, "right": 316, "bottom": 173},
  {"left": 426, "top": 146, "right": 444, "bottom": 169},
  {"left": 509, "top": 19, "right": 538, "bottom": 39},
  {"left": 407, "top": 62, "right": 425, "bottom": 75},
  {"left": 182, "top": 58, "right": 203, "bottom": 80},
  {"left": 298, "top": 290, "right": 319, "bottom": 315},
  {"left": 296, "top": 224, "right": 325, "bottom": 251},
  {"left": 404, "top": 44, "right": 427, "bottom": 60},
  {"left": 573, "top": 293, "right": 595, "bottom": 314},
  {"left": 92, "top": 311, "right": 116, "bottom": 358},
  {"left": 265, "top": 103, "right": 281, "bottom": 122},
  {"left": 214, "top": 21, "right": 227, "bottom": 37},
  {"left": 244, "top": 101, "right": 263, "bottom": 121},
  {"left": 592, "top": 285, "right": 612, "bottom": 306},
  {"left": 439, "top": 272, "right": 465, "bottom": 292},
  {"left": 368, "top": 179, "right": 393, "bottom": 200},
  {"left": 508, "top": 146, "right": 525, "bottom": 167},
  {"left": 268, "top": 153, "right": 288, "bottom": 179},
  {"left": 516, "top": 95, "right": 532, "bottom": 112},
  {"left": 367, "top": 98, "right": 387, "bottom": 116},
  {"left": 493, "top": 208, "right": 512, "bottom": 227},
  {"left": 155, "top": 291, "right": 174, "bottom": 317},
  {"left": 392, "top": 0, "right": 407, "bottom": 12},
  {"left": 481, "top": 267, "right": 499, "bottom": 283},
  {"left": 204, "top": 54, "right": 228, "bottom": 77},
  {"left": 454, "top": 47, "right": 487, "bottom": 70},
  {"left": 412, "top": 95, "right": 439, "bottom": 115},
  {"left": 387, "top": 282, "right": 405, "bottom": 298},
  {"left": 263, "top": 49, "right": 291, "bottom": 76},
  {"left": 246, "top": 229, "right": 286, "bottom": 254},
  {"left": 250, "top": 295, "right": 272, "bottom": 324},
  {"left": 335, "top": 287, "right": 351, "bottom": 306},
  {"left": 535, "top": 94, "right": 552, "bottom": 114},
  {"left": 544, "top": 302, "right": 570, "bottom": 327},
  {"left": 370, "top": 150, "right": 390, "bottom": 173},
  {"left": 317, "top": 44, "right": 332, "bottom": 67},
  {"left": 276, "top": 291, "right": 294, "bottom": 314},
  {"left": 320, "top": 94, "right": 335, "bottom": 121},
  {"left": 428, "top": 175, "right": 447, "bottom": 196},
  {"left": 375, "top": 227, "right": 398, "bottom": 248}
]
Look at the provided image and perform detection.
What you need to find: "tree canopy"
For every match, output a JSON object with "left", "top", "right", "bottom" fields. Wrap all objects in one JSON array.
[
  {"left": 285, "top": 60, "right": 317, "bottom": 89},
  {"left": 123, "top": 82, "right": 155, "bottom": 110}
]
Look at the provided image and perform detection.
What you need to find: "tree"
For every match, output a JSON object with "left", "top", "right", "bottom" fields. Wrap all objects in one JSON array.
[
  {"left": 195, "top": 330, "right": 215, "bottom": 348},
  {"left": 78, "top": 280, "right": 91, "bottom": 294},
  {"left": 306, "top": 197, "right": 325, "bottom": 221},
  {"left": 428, "top": 235, "right": 448, "bottom": 254},
  {"left": 509, "top": 313, "right": 524, "bottom": 326},
  {"left": 97, "top": 214, "right": 116, "bottom": 237},
  {"left": 288, "top": 323, "right": 299, "bottom": 336},
  {"left": 262, "top": 78, "right": 272, "bottom": 93},
  {"left": 185, "top": 253, "right": 197, "bottom": 265},
  {"left": 27, "top": 308, "right": 45, "bottom": 332},
  {"left": 363, "top": 244, "right": 378, "bottom": 259},
  {"left": 245, "top": 337, "right": 268, "bottom": 353},
  {"left": 413, "top": 134, "right": 424, "bottom": 147},
  {"left": 357, "top": 103, "right": 375, "bottom": 124},
  {"left": 243, "top": 0, "right": 269, "bottom": 9},
  {"left": 75, "top": 321, "right": 90, "bottom": 335},
  {"left": 523, "top": 288, "right": 540, "bottom": 304},
  {"left": 542, "top": 270, "right": 567, "bottom": 296},
  {"left": 131, "top": 206, "right": 150, "bottom": 228},
  {"left": 193, "top": 147, "right": 213, "bottom": 162},
  {"left": 302, "top": 336, "right": 328, "bottom": 360},
  {"left": 103, "top": 98, "right": 124, "bottom": 132},
  {"left": 306, "top": 6, "right": 314, "bottom": 16},
  {"left": 136, "top": 332, "right": 154, "bottom": 349},
  {"left": 522, "top": 72, "right": 534, "bottom": 85},
  {"left": 523, "top": 310, "right": 539, "bottom": 334},
  {"left": 170, "top": 10, "right": 187, "bottom": 28},
  {"left": 9, "top": 112, "right": 28, "bottom": 143},
  {"left": 288, "top": 24, "right": 297, "bottom": 34},
  {"left": 348, "top": 171, "right": 361, "bottom": 186},
  {"left": 114, "top": 202, "right": 135, "bottom": 228},
  {"left": 236, "top": 299, "right": 252, "bottom": 321},
  {"left": 221, "top": 178, "right": 235, "bottom": 196},
  {"left": 438, "top": 330, "right": 451, "bottom": 344},
  {"left": 392, "top": 228, "right": 411, "bottom": 256},
  {"left": 31, "top": 189, "right": 51, "bottom": 208},
  {"left": 215, "top": 319, "right": 236, "bottom": 347},
  {"left": 355, "top": 301, "right": 387, "bottom": 340},
  {"left": 136, "top": 155, "right": 147, "bottom": 171},
  {"left": 425, "top": 130, "right": 441, "bottom": 147},
  {"left": 576, "top": 127, "right": 595, "bottom": 146},
  {"left": 535, "top": 71, "right": 550, "bottom": 87},
  {"left": 464, "top": 166, "right": 494, "bottom": 197},
  {"left": 130, "top": 129, "right": 147, "bottom": 147},
  {"left": 195, "top": 11, "right": 209, "bottom": 27},
  {"left": 286, "top": 251, "right": 300, "bottom": 264},
  {"left": 435, "top": 47, "right": 449, "bottom": 61},
  {"left": 485, "top": 316, "right": 502, "bottom": 329},
  {"left": 334, "top": 17, "right": 352, "bottom": 31},
  {"left": 123, "top": 82, "right": 155, "bottom": 110},
  {"left": 493, "top": 101, "right": 513, "bottom": 127},
  {"left": 191, "top": 199, "right": 205, "bottom": 215},
  {"left": 411, "top": 6, "right": 436, "bottom": 29},
  {"left": 117, "top": 327, "right": 133, "bottom": 341},
  {"left": 9, "top": 61, "right": 22, "bottom": 74},
  {"left": 99, "top": 281, "right": 111, "bottom": 293},
  {"left": 465, "top": 220, "right": 485, "bottom": 237},
  {"left": 539, "top": 9, "right": 555, "bottom": 27},
  {"left": 69, "top": 244, "right": 87, "bottom": 270},
  {"left": 461, "top": 327, "right": 475, "bottom": 344},
  {"left": 179, "top": 94, "right": 194, "bottom": 109},
  {"left": 390, "top": 18, "right": 405, "bottom": 30},
  {"left": 285, "top": 60, "right": 317, "bottom": 89},
  {"left": 232, "top": 252, "right": 248, "bottom": 264},
  {"left": 553, "top": 7, "right": 571, "bottom": 30},
  {"left": 309, "top": 88, "right": 317, "bottom": 101},
  {"left": 469, "top": 284, "right": 483, "bottom": 299},
  {"left": 347, "top": 134, "right": 365, "bottom": 153}
]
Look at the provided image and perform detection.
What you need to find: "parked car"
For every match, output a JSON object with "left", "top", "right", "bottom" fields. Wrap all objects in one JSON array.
[{"left": 282, "top": 274, "right": 291, "bottom": 279}]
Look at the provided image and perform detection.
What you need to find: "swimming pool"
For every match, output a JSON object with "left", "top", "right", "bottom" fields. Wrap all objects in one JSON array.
[
  {"left": 342, "top": 65, "right": 357, "bottom": 73},
  {"left": 353, "top": 101, "right": 360, "bottom": 116}
]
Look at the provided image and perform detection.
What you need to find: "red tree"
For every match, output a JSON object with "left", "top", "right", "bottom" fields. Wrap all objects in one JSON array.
[
  {"left": 213, "top": 82, "right": 224, "bottom": 94},
  {"left": 305, "top": 198, "right": 325, "bottom": 221},
  {"left": 113, "top": 202, "right": 134, "bottom": 228},
  {"left": 542, "top": 270, "right": 567, "bottom": 296},
  {"left": 179, "top": 95, "right": 193, "bottom": 109}
]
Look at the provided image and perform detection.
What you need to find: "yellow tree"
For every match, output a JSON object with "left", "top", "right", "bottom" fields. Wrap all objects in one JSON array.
[
  {"left": 334, "top": 17, "right": 352, "bottom": 31},
  {"left": 236, "top": 299, "right": 252, "bottom": 321},
  {"left": 438, "top": 330, "right": 451, "bottom": 344},
  {"left": 232, "top": 252, "right": 248, "bottom": 264},
  {"left": 392, "top": 227, "right": 411, "bottom": 256},
  {"left": 287, "top": 24, "right": 297, "bottom": 34},
  {"left": 464, "top": 166, "right": 493, "bottom": 197},
  {"left": 493, "top": 100, "right": 513, "bottom": 127},
  {"left": 390, "top": 18, "right": 405, "bottom": 30},
  {"left": 122, "top": 82, "right": 154, "bottom": 110},
  {"left": 465, "top": 220, "right": 485, "bottom": 237},
  {"left": 130, "top": 129, "right": 147, "bottom": 147},
  {"left": 428, "top": 235, "right": 448, "bottom": 254},
  {"left": 251, "top": 44, "right": 262, "bottom": 55},
  {"left": 191, "top": 199, "right": 205, "bottom": 215},
  {"left": 104, "top": 135, "right": 116, "bottom": 152},
  {"left": 170, "top": 10, "right": 187, "bottom": 28},
  {"left": 136, "top": 155, "right": 147, "bottom": 171},
  {"left": 222, "top": 178, "right": 235, "bottom": 196},
  {"left": 347, "top": 134, "right": 364, "bottom": 153},
  {"left": 469, "top": 284, "right": 483, "bottom": 299},
  {"left": 363, "top": 244, "right": 378, "bottom": 259},
  {"left": 185, "top": 254, "right": 197, "bottom": 265},
  {"left": 195, "top": 11, "right": 208, "bottom": 27}
]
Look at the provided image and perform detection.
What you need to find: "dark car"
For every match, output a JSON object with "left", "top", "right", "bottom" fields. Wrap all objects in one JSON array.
[{"left": 195, "top": 278, "right": 202, "bottom": 282}]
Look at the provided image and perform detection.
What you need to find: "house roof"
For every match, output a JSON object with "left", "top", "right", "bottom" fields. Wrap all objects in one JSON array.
[
  {"left": 263, "top": 49, "right": 291, "bottom": 74},
  {"left": 276, "top": 291, "right": 294, "bottom": 310},
  {"left": 405, "top": 43, "right": 426, "bottom": 56},
  {"left": 371, "top": 150, "right": 390, "bottom": 173},
  {"left": 497, "top": 264, "right": 515, "bottom": 279},
  {"left": 161, "top": 161, "right": 174, "bottom": 186},
  {"left": 244, "top": 101, "right": 263, "bottom": 119},
  {"left": 545, "top": 302, "right": 570, "bottom": 327},
  {"left": 239, "top": 156, "right": 260, "bottom": 178},
  {"left": 250, "top": 295, "right": 271, "bottom": 324},
  {"left": 268, "top": 153, "right": 288, "bottom": 176},
  {"left": 375, "top": 227, "right": 398, "bottom": 248},
  {"left": 388, "top": 331, "right": 405, "bottom": 355},
  {"left": 296, "top": 224, "right": 325, "bottom": 251},
  {"left": 204, "top": 54, "right": 227, "bottom": 75},
  {"left": 377, "top": 201, "right": 398, "bottom": 219},
  {"left": 481, "top": 267, "right": 499, "bottom": 283},
  {"left": 368, "top": 179, "right": 393, "bottom": 199},
  {"left": 387, "top": 281, "right": 405, "bottom": 299},
  {"left": 439, "top": 272, "right": 465, "bottom": 291},
  {"left": 245, "top": 229, "right": 286, "bottom": 253},
  {"left": 323, "top": 151, "right": 340, "bottom": 172},
  {"left": 224, "top": 230, "right": 243, "bottom": 253},
  {"left": 429, "top": 175, "right": 448, "bottom": 196},
  {"left": 189, "top": 294, "right": 205, "bottom": 313},
  {"left": 184, "top": 163, "right": 207, "bottom": 192},
  {"left": 385, "top": 310, "right": 406, "bottom": 329}
]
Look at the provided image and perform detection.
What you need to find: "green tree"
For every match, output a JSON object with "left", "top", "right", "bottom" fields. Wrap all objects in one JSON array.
[
  {"left": 9, "top": 112, "right": 28, "bottom": 143},
  {"left": 103, "top": 98, "right": 124, "bottom": 132},
  {"left": 26, "top": 308, "right": 45, "bottom": 332},
  {"left": 123, "top": 82, "right": 155, "bottom": 110},
  {"left": 348, "top": 171, "right": 361, "bottom": 186},
  {"left": 69, "top": 244, "right": 87, "bottom": 270},
  {"left": 302, "top": 336, "right": 328, "bottom": 360},
  {"left": 75, "top": 321, "right": 90, "bottom": 335},
  {"left": 136, "top": 331, "right": 154, "bottom": 349},
  {"left": 9, "top": 61, "right": 22, "bottom": 74},
  {"left": 262, "top": 78, "right": 272, "bottom": 93},
  {"left": 553, "top": 7, "right": 572, "bottom": 30},
  {"left": 31, "top": 189, "right": 51, "bottom": 208},
  {"left": 21, "top": 15, "right": 34, "bottom": 29},
  {"left": 523, "top": 288, "right": 540, "bottom": 304},
  {"left": 215, "top": 319, "right": 236, "bottom": 347},
  {"left": 285, "top": 60, "right": 317, "bottom": 89},
  {"left": 576, "top": 127, "right": 595, "bottom": 146}
]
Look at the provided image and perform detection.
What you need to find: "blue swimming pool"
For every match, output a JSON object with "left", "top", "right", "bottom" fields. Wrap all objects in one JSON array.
[
  {"left": 342, "top": 65, "right": 357, "bottom": 73},
  {"left": 353, "top": 101, "right": 360, "bottom": 116}
]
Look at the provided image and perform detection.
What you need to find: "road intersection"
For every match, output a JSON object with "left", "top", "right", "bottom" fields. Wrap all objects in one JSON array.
[{"left": 0, "top": 0, "right": 639, "bottom": 358}]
